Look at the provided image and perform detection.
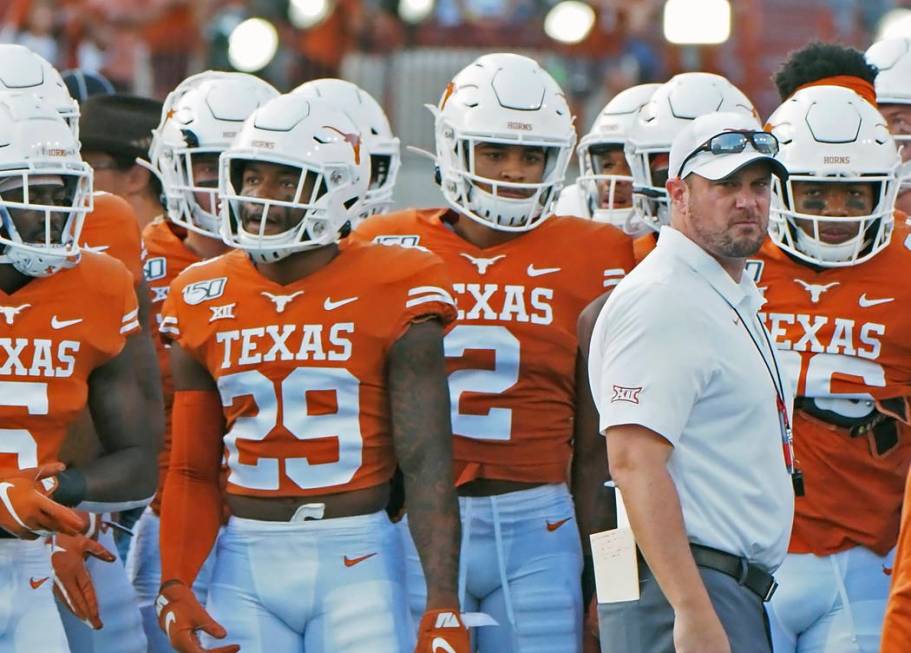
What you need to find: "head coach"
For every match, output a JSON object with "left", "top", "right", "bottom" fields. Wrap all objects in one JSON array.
[{"left": 588, "top": 112, "right": 798, "bottom": 653}]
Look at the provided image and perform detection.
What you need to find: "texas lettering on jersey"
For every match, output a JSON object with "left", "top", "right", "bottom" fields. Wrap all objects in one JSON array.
[
  {"left": 353, "top": 208, "right": 636, "bottom": 485},
  {"left": 0, "top": 252, "right": 139, "bottom": 475},
  {"left": 754, "top": 224, "right": 911, "bottom": 557},
  {"left": 159, "top": 240, "right": 456, "bottom": 498}
]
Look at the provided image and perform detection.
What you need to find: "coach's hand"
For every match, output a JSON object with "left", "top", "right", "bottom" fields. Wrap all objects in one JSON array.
[
  {"left": 51, "top": 531, "right": 116, "bottom": 629},
  {"left": 416, "top": 609, "right": 471, "bottom": 653},
  {"left": 0, "top": 464, "right": 87, "bottom": 539},
  {"left": 157, "top": 580, "right": 239, "bottom": 653},
  {"left": 673, "top": 605, "right": 731, "bottom": 653}
]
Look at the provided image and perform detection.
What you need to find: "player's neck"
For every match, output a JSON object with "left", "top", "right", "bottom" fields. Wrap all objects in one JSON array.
[
  {"left": 450, "top": 213, "right": 524, "bottom": 250},
  {"left": 252, "top": 243, "right": 340, "bottom": 286},
  {"left": 0, "top": 263, "right": 33, "bottom": 295},
  {"left": 183, "top": 230, "right": 229, "bottom": 260}
]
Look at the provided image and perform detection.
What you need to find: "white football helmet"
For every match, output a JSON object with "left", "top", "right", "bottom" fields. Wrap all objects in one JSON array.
[
  {"left": 293, "top": 79, "right": 400, "bottom": 221},
  {"left": 0, "top": 94, "right": 93, "bottom": 277},
  {"left": 767, "top": 85, "right": 899, "bottom": 267},
  {"left": 0, "top": 45, "right": 80, "bottom": 138},
  {"left": 151, "top": 72, "right": 278, "bottom": 238},
  {"left": 626, "top": 73, "right": 757, "bottom": 231},
  {"left": 220, "top": 95, "right": 369, "bottom": 263},
  {"left": 866, "top": 37, "right": 911, "bottom": 189},
  {"left": 576, "top": 83, "right": 660, "bottom": 235},
  {"left": 432, "top": 53, "right": 576, "bottom": 231}
]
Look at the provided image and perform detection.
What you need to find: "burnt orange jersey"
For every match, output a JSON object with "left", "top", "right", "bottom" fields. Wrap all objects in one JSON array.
[
  {"left": 353, "top": 209, "right": 636, "bottom": 485},
  {"left": 159, "top": 241, "right": 457, "bottom": 498},
  {"left": 754, "top": 222, "right": 911, "bottom": 556},
  {"left": 142, "top": 218, "right": 203, "bottom": 513},
  {"left": 633, "top": 232, "right": 658, "bottom": 265},
  {"left": 0, "top": 252, "right": 139, "bottom": 475},
  {"left": 79, "top": 192, "right": 144, "bottom": 286}
]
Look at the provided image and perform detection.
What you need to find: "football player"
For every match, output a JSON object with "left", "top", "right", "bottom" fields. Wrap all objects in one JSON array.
[
  {"left": 353, "top": 52, "right": 635, "bottom": 652},
  {"left": 555, "top": 83, "right": 660, "bottom": 236},
  {"left": 0, "top": 43, "right": 161, "bottom": 651},
  {"left": 127, "top": 69, "right": 279, "bottom": 653},
  {"left": 293, "top": 78, "right": 401, "bottom": 222},
  {"left": 155, "top": 94, "right": 464, "bottom": 653},
  {"left": 773, "top": 41, "right": 878, "bottom": 105},
  {"left": 866, "top": 37, "right": 911, "bottom": 215},
  {"left": 760, "top": 85, "right": 911, "bottom": 653},
  {"left": 0, "top": 93, "right": 162, "bottom": 649}
]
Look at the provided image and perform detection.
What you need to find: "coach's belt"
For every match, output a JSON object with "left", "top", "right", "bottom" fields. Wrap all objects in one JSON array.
[{"left": 689, "top": 543, "right": 778, "bottom": 602}]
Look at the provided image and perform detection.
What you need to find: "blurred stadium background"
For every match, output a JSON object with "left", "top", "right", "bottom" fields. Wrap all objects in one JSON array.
[{"left": 2, "top": 0, "right": 909, "bottom": 207}]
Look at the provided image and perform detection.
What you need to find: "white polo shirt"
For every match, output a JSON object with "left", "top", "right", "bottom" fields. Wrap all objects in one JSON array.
[{"left": 589, "top": 226, "right": 795, "bottom": 572}]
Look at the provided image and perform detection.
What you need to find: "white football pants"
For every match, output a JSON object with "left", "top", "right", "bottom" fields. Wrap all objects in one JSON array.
[
  {"left": 767, "top": 545, "right": 896, "bottom": 653},
  {"left": 205, "top": 510, "right": 414, "bottom": 652},
  {"left": 0, "top": 537, "right": 69, "bottom": 652},
  {"left": 401, "top": 483, "right": 583, "bottom": 653}
]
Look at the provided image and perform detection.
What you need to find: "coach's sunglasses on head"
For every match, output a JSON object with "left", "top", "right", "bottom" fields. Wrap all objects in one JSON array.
[{"left": 677, "top": 130, "right": 780, "bottom": 178}]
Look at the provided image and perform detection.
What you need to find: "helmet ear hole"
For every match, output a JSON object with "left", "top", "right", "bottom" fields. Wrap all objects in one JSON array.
[{"left": 433, "top": 165, "right": 442, "bottom": 186}]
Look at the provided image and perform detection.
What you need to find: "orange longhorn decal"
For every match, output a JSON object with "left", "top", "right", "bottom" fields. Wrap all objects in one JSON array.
[{"left": 323, "top": 125, "right": 362, "bottom": 165}]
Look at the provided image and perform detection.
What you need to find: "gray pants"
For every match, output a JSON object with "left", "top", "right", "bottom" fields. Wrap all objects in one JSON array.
[{"left": 598, "top": 566, "right": 771, "bottom": 653}]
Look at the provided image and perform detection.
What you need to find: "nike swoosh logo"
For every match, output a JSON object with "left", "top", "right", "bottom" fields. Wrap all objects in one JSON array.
[
  {"left": 82, "top": 244, "right": 110, "bottom": 253},
  {"left": 324, "top": 296, "right": 359, "bottom": 311},
  {"left": 30, "top": 576, "right": 49, "bottom": 590},
  {"left": 546, "top": 517, "right": 571, "bottom": 532},
  {"left": 344, "top": 552, "right": 377, "bottom": 567},
  {"left": 526, "top": 264, "right": 561, "bottom": 277},
  {"left": 51, "top": 316, "right": 83, "bottom": 329},
  {"left": 859, "top": 294, "right": 894, "bottom": 308},
  {"left": 432, "top": 637, "right": 458, "bottom": 653}
]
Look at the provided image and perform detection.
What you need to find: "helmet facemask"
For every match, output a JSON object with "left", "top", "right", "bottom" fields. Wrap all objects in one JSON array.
[
  {"left": 159, "top": 141, "right": 222, "bottom": 237},
  {"left": 439, "top": 125, "right": 569, "bottom": 232},
  {"left": 771, "top": 174, "right": 897, "bottom": 267},
  {"left": 0, "top": 169, "right": 93, "bottom": 277},
  {"left": 220, "top": 153, "right": 357, "bottom": 263},
  {"left": 576, "top": 142, "right": 643, "bottom": 234}
]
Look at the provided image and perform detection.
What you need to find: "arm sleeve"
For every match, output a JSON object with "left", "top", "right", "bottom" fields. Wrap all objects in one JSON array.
[
  {"left": 882, "top": 469, "right": 911, "bottom": 648},
  {"left": 159, "top": 390, "right": 225, "bottom": 586},
  {"left": 591, "top": 283, "right": 713, "bottom": 445}
]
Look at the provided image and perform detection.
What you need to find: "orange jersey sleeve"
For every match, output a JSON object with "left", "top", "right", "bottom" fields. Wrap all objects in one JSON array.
[
  {"left": 882, "top": 468, "right": 911, "bottom": 651},
  {"left": 0, "top": 252, "right": 138, "bottom": 475},
  {"left": 79, "top": 192, "right": 144, "bottom": 286},
  {"left": 141, "top": 218, "right": 203, "bottom": 514},
  {"left": 159, "top": 240, "right": 456, "bottom": 498},
  {"left": 355, "top": 209, "right": 635, "bottom": 485},
  {"left": 633, "top": 232, "right": 658, "bottom": 265},
  {"left": 755, "top": 224, "right": 911, "bottom": 556}
]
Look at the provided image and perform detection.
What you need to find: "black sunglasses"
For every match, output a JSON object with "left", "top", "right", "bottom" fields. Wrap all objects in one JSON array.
[{"left": 676, "top": 130, "right": 780, "bottom": 178}]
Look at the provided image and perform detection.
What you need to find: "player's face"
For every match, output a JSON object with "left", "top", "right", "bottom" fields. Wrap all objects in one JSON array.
[
  {"left": 1, "top": 180, "right": 70, "bottom": 243},
  {"left": 473, "top": 143, "right": 546, "bottom": 198},
  {"left": 239, "top": 161, "right": 312, "bottom": 235},
  {"left": 190, "top": 153, "right": 220, "bottom": 215},
  {"left": 592, "top": 147, "right": 632, "bottom": 208},
  {"left": 682, "top": 162, "right": 772, "bottom": 259},
  {"left": 878, "top": 104, "right": 911, "bottom": 162},
  {"left": 791, "top": 181, "right": 875, "bottom": 244}
]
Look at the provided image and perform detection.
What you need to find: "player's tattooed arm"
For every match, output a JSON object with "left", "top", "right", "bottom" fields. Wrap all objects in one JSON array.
[
  {"left": 81, "top": 332, "right": 164, "bottom": 508},
  {"left": 388, "top": 319, "right": 461, "bottom": 609},
  {"left": 573, "top": 293, "right": 617, "bottom": 605}
]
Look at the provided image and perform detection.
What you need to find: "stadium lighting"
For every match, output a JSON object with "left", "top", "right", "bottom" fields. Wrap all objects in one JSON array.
[
  {"left": 289, "top": 0, "right": 334, "bottom": 29},
  {"left": 398, "top": 0, "right": 434, "bottom": 24},
  {"left": 544, "top": 1, "right": 596, "bottom": 45},
  {"left": 877, "top": 9, "right": 911, "bottom": 42},
  {"left": 663, "top": 0, "right": 731, "bottom": 45},
  {"left": 228, "top": 18, "right": 279, "bottom": 73}
]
